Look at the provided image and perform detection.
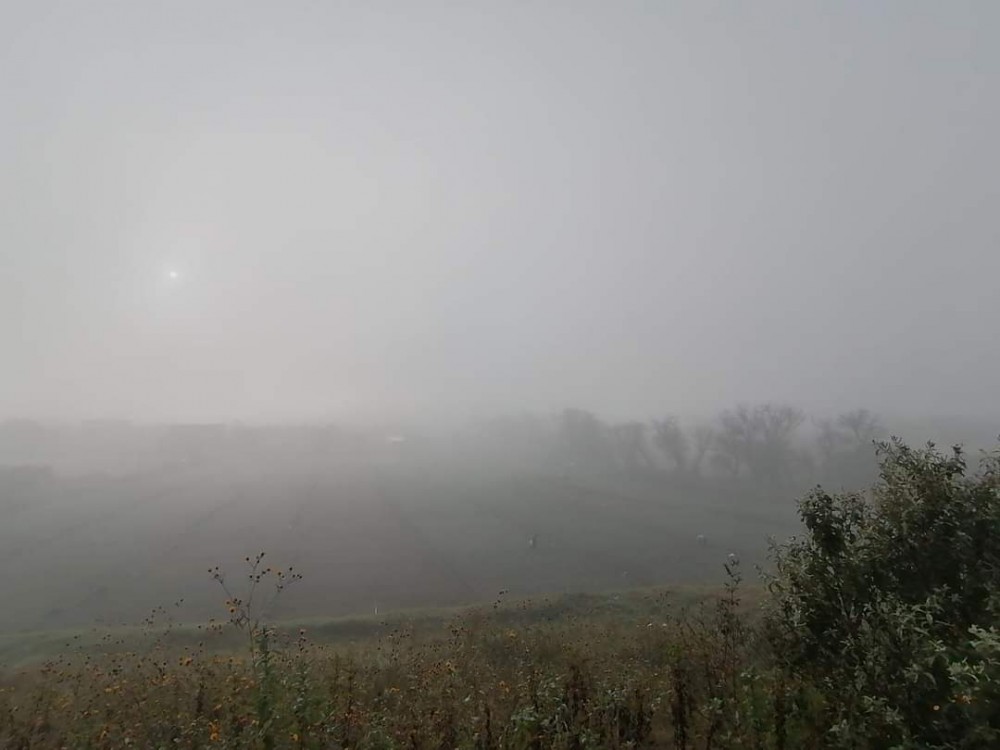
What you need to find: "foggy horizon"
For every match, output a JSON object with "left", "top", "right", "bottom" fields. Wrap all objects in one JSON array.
[
  {"left": 5, "top": 6, "right": 1000, "bottom": 741},
  {"left": 4, "top": 2, "right": 998, "bottom": 425}
]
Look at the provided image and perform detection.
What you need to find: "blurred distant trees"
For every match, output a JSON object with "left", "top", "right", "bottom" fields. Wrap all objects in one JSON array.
[
  {"left": 651, "top": 417, "right": 689, "bottom": 473},
  {"left": 0, "top": 406, "right": 900, "bottom": 495},
  {"left": 713, "top": 404, "right": 805, "bottom": 485},
  {"left": 541, "top": 404, "right": 881, "bottom": 491},
  {"left": 610, "top": 421, "right": 655, "bottom": 472},
  {"left": 838, "top": 408, "right": 882, "bottom": 445},
  {"left": 557, "top": 408, "right": 615, "bottom": 471},
  {"left": 813, "top": 408, "right": 883, "bottom": 488},
  {"left": 689, "top": 425, "right": 716, "bottom": 477}
]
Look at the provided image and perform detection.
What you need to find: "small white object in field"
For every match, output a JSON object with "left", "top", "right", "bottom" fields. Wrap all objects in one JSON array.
[{"left": 696, "top": 534, "right": 707, "bottom": 546}]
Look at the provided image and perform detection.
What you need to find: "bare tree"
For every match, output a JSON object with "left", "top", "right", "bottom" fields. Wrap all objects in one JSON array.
[
  {"left": 716, "top": 403, "right": 804, "bottom": 484},
  {"left": 651, "top": 417, "right": 689, "bottom": 473},
  {"left": 813, "top": 409, "right": 883, "bottom": 488},
  {"left": 814, "top": 418, "right": 847, "bottom": 467},
  {"left": 837, "top": 408, "right": 883, "bottom": 448}
]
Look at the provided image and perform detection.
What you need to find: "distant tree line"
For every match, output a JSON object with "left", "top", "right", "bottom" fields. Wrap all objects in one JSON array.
[
  {"left": 0, "top": 406, "right": 891, "bottom": 492},
  {"left": 470, "top": 404, "right": 886, "bottom": 493}
]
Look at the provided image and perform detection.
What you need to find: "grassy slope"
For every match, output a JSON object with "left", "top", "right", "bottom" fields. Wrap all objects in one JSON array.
[
  {"left": 2, "top": 577, "right": 794, "bottom": 749},
  {"left": 0, "top": 583, "right": 745, "bottom": 672}
]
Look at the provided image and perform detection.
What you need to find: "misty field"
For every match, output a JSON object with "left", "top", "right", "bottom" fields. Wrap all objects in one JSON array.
[
  {"left": 3, "top": 439, "right": 1000, "bottom": 748},
  {"left": 0, "top": 458, "right": 797, "bottom": 635}
]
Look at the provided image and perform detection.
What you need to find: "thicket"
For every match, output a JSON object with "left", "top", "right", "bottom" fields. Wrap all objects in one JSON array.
[{"left": 1, "top": 438, "right": 998, "bottom": 749}]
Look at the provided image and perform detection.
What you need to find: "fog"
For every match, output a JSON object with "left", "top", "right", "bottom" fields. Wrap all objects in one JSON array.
[
  {"left": 2, "top": 1, "right": 998, "bottom": 425},
  {"left": 2, "top": 3, "right": 1000, "bottom": 639},
  {"left": 0, "top": 408, "right": 994, "bottom": 633}
]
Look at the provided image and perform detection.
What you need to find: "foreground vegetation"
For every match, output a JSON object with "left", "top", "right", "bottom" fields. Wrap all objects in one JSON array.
[{"left": 2, "top": 439, "right": 999, "bottom": 748}]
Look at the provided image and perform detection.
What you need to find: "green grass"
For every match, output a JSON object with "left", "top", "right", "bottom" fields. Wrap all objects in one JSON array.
[{"left": 0, "top": 583, "right": 735, "bottom": 672}]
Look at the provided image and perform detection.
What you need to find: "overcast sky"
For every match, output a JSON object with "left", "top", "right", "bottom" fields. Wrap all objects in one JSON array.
[{"left": 2, "top": 1, "right": 998, "bottom": 424}]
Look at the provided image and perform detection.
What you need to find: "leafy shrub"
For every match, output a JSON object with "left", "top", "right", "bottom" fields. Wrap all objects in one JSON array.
[{"left": 766, "top": 438, "right": 1000, "bottom": 747}]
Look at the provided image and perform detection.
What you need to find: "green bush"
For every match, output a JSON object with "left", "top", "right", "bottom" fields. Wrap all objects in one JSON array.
[{"left": 766, "top": 438, "right": 1000, "bottom": 747}]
